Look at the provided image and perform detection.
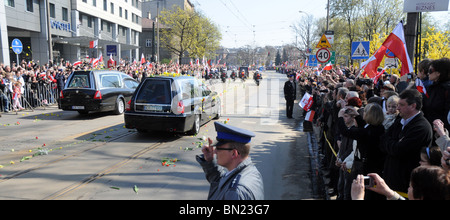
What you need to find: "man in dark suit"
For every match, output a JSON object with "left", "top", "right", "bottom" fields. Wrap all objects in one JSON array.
[
  {"left": 380, "top": 89, "right": 432, "bottom": 195},
  {"left": 284, "top": 74, "right": 296, "bottom": 118}
]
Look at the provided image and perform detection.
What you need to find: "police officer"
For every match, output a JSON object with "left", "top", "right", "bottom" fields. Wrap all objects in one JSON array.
[
  {"left": 196, "top": 122, "right": 264, "bottom": 200},
  {"left": 284, "top": 74, "right": 296, "bottom": 118}
]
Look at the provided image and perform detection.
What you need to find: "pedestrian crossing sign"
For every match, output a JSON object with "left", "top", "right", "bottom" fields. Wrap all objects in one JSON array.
[
  {"left": 351, "top": 41, "right": 370, "bottom": 59},
  {"left": 316, "top": 34, "right": 332, "bottom": 48}
]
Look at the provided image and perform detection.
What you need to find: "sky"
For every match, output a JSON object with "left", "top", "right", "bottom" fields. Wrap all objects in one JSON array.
[
  {"left": 192, "top": 0, "right": 449, "bottom": 48},
  {"left": 192, "top": 0, "right": 329, "bottom": 48}
]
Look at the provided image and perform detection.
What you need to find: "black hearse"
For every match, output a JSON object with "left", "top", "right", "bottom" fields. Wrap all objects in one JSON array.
[
  {"left": 124, "top": 76, "right": 221, "bottom": 134},
  {"left": 59, "top": 70, "right": 139, "bottom": 115}
]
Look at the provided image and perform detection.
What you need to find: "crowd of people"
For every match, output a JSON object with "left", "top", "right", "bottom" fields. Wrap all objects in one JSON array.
[
  {"left": 0, "top": 58, "right": 212, "bottom": 115},
  {"left": 287, "top": 57, "right": 450, "bottom": 200}
]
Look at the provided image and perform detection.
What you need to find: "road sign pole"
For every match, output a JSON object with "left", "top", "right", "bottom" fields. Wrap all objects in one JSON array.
[{"left": 16, "top": 54, "right": 19, "bottom": 66}]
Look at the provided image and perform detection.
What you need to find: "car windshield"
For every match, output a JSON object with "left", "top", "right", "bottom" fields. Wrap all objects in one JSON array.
[
  {"left": 67, "top": 73, "right": 90, "bottom": 88},
  {"left": 136, "top": 79, "right": 171, "bottom": 104}
]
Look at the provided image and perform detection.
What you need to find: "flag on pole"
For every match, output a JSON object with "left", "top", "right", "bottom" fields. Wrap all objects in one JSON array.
[
  {"left": 140, "top": 53, "right": 145, "bottom": 65},
  {"left": 323, "top": 63, "right": 333, "bottom": 71},
  {"left": 89, "top": 40, "right": 98, "bottom": 49},
  {"left": 415, "top": 78, "right": 429, "bottom": 98},
  {"left": 362, "top": 21, "right": 413, "bottom": 78},
  {"left": 373, "top": 68, "right": 385, "bottom": 84}
]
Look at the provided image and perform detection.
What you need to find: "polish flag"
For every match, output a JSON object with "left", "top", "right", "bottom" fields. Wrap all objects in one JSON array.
[
  {"left": 305, "top": 110, "right": 315, "bottom": 122},
  {"left": 299, "top": 93, "right": 313, "bottom": 111},
  {"left": 92, "top": 58, "right": 99, "bottom": 67},
  {"left": 98, "top": 52, "right": 103, "bottom": 63},
  {"left": 73, "top": 61, "right": 82, "bottom": 66},
  {"left": 89, "top": 40, "right": 98, "bottom": 49},
  {"left": 140, "top": 53, "right": 145, "bottom": 65},
  {"left": 415, "top": 78, "right": 429, "bottom": 98},
  {"left": 373, "top": 68, "right": 385, "bottom": 84},
  {"left": 323, "top": 63, "right": 333, "bottom": 71},
  {"left": 361, "top": 46, "right": 388, "bottom": 78},
  {"left": 304, "top": 58, "right": 308, "bottom": 67},
  {"left": 196, "top": 58, "right": 199, "bottom": 65},
  {"left": 362, "top": 21, "right": 413, "bottom": 78}
]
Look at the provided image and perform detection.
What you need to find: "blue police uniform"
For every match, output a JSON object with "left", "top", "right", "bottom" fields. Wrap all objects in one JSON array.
[{"left": 196, "top": 122, "right": 264, "bottom": 200}]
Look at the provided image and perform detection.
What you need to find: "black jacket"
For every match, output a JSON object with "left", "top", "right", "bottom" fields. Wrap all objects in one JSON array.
[
  {"left": 422, "top": 80, "right": 450, "bottom": 131},
  {"left": 337, "top": 116, "right": 385, "bottom": 174},
  {"left": 284, "top": 80, "right": 296, "bottom": 101},
  {"left": 380, "top": 112, "right": 432, "bottom": 193}
]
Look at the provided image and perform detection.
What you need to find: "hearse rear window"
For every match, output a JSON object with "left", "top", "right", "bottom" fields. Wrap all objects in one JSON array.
[
  {"left": 136, "top": 80, "right": 171, "bottom": 104},
  {"left": 67, "top": 73, "right": 91, "bottom": 88}
]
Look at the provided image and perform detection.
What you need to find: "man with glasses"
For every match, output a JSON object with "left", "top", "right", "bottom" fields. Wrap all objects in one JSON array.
[{"left": 196, "top": 122, "right": 264, "bottom": 200}]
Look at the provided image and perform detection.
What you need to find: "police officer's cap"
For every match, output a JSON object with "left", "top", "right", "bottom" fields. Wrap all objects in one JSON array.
[{"left": 214, "top": 122, "right": 255, "bottom": 146}]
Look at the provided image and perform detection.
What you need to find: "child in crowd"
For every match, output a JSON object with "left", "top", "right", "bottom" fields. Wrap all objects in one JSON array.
[
  {"left": 12, "top": 81, "right": 24, "bottom": 111},
  {"left": 383, "top": 95, "right": 399, "bottom": 130}
]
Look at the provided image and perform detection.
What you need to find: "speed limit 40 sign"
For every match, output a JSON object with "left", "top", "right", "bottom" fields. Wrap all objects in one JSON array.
[{"left": 316, "top": 48, "right": 331, "bottom": 63}]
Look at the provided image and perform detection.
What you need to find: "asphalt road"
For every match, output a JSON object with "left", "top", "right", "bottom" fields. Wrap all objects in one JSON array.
[{"left": 0, "top": 70, "right": 316, "bottom": 200}]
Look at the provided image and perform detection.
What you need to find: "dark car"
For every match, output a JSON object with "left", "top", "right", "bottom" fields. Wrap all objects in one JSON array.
[
  {"left": 124, "top": 76, "right": 221, "bottom": 134},
  {"left": 59, "top": 70, "right": 139, "bottom": 115}
]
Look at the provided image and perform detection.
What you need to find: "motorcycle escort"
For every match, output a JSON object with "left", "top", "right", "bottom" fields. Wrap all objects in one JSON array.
[
  {"left": 253, "top": 71, "right": 262, "bottom": 86},
  {"left": 239, "top": 70, "right": 246, "bottom": 82},
  {"left": 230, "top": 70, "right": 237, "bottom": 82},
  {"left": 221, "top": 70, "right": 228, "bottom": 83}
]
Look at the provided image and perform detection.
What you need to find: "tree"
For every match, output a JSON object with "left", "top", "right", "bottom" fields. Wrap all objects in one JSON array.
[
  {"left": 422, "top": 27, "right": 450, "bottom": 59},
  {"left": 275, "top": 50, "right": 281, "bottom": 66},
  {"left": 159, "top": 7, "right": 222, "bottom": 64}
]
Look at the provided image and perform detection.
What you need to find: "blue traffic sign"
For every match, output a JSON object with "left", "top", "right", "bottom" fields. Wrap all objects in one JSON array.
[
  {"left": 308, "top": 55, "right": 318, "bottom": 67},
  {"left": 351, "top": 41, "right": 370, "bottom": 60},
  {"left": 11, "top": 38, "right": 23, "bottom": 54}
]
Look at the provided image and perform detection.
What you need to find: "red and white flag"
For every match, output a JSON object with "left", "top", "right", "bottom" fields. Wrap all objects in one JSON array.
[
  {"left": 140, "top": 53, "right": 145, "bottom": 65},
  {"left": 92, "top": 58, "right": 99, "bottom": 67},
  {"left": 415, "top": 78, "right": 429, "bottom": 98},
  {"left": 305, "top": 110, "right": 315, "bottom": 122},
  {"left": 323, "top": 63, "right": 333, "bottom": 71},
  {"left": 73, "top": 61, "right": 82, "bottom": 66},
  {"left": 372, "top": 68, "right": 385, "bottom": 84},
  {"left": 362, "top": 21, "right": 413, "bottom": 78},
  {"left": 89, "top": 40, "right": 98, "bottom": 49},
  {"left": 299, "top": 93, "right": 313, "bottom": 111}
]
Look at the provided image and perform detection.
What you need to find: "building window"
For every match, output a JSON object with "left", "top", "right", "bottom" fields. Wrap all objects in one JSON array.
[
  {"left": 5, "top": 0, "right": 14, "bottom": 7},
  {"left": 146, "top": 39, "right": 152, "bottom": 48},
  {"left": 122, "top": 27, "right": 126, "bottom": 36},
  {"left": 107, "top": 22, "right": 111, "bottom": 32},
  {"left": 110, "top": 2, "right": 114, "bottom": 14},
  {"left": 82, "top": 0, "right": 87, "bottom": 3},
  {"left": 88, "top": 16, "right": 93, "bottom": 28},
  {"left": 93, "top": 0, "right": 96, "bottom": 7},
  {"left": 119, "top": 7, "right": 122, "bottom": 17},
  {"left": 125, "top": 9, "right": 128, "bottom": 20},
  {"left": 103, "top": 0, "right": 107, "bottom": 11},
  {"left": 26, "top": 0, "right": 33, "bottom": 12},
  {"left": 62, "top": 7, "right": 68, "bottom": 21},
  {"left": 49, "top": 3, "right": 55, "bottom": 18}
]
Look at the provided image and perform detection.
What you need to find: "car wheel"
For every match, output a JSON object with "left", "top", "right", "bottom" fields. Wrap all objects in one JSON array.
[
  {"left": 188, "top": 114, "right": 200, "bottom": 135},
  {"left": 114, "top": 98, "right": 125, "bottom": 115}
]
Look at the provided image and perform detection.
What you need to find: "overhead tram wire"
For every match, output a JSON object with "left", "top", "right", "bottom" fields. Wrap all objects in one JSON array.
[{"left": 218, "top": 0, "right": 253, "bottom": 32}]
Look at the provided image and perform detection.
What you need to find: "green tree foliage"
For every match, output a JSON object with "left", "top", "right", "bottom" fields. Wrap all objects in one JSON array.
[{"left": 159, "top": 7, "right": 222, "bottom": 64}]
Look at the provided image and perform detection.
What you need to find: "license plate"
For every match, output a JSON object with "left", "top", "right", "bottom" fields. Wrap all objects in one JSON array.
[
  {"left": 72, "top": 106, "right": 85, "bottom": 110},
  {"left": 144, "top": 105, "right": 162, "bottom": 111}
]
